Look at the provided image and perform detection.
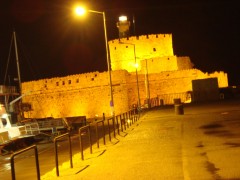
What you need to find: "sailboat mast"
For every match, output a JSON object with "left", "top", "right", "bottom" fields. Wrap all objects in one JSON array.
[{"left": 13, "top": 31, "right": 22, "bottom": 94}]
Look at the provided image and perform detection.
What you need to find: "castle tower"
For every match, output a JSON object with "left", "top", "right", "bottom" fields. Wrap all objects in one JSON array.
[{"left": 108, "top": 34, "right": 174, "bottom": 72}]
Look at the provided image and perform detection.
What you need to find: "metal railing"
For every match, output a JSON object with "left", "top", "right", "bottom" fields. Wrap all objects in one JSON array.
[
  {"left": 107, "top": 116, "right": 116, "bottom": 141},
  {"left": 94, "top": 119, "right": 106, "bottom": 148},
  {"left": 54, "top": 133, "right": 73, "bottom": 177},
  {"left": 8, "top": 108, "right": 141, "bottom": 178},
  {"left": 115, "top": 115, "right": 121, "bottom": 135},
  {"left": 10, "top": 145, "right": 40, "bottom": 180},
  {"left": 78, "top": 125, "right": 92, "bottom": 160}
]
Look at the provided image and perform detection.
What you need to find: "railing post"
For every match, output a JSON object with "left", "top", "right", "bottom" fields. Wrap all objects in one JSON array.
[
  {"left": 120, "top": 114, "right": 126, "bottom": 131},
  {"left": 112, "top": 116, "right": 116, "bottom": 138},
  {"left": 95, "top": 119, "right": 105, "bottom": 148},
  {"left": 128, "top": 111, "right": 132, "bottom": 126},
  {"left": 95, "top": 122, "right": 99, "bottom": 148},
  {"left": 107, "top": 118, "right": 111, "bottom": 142},
  {"left": 102, "top": 113, "right": 106, "bottom": 144},
  {"left": 116, "top": 115, "right": 120, "bottom": 135},
  {"left": 102, "top": 120, "right": 106, "bottom": 145},
  {"left": 10, "top": 145, "right": 40, "bottom": 180},
  {"left": 79, "top": 125, "right": 92, "bottom": 160},
  {"left": 125, "top": 113, "right": 129, "bottom": 128},
  {"left": 54, "top": 133, "right": 73, "bottom": 177}
]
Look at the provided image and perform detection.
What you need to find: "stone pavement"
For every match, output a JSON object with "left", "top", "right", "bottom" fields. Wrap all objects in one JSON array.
[{"left": 40, "top": 100, "right": 240, "bottom": 180}]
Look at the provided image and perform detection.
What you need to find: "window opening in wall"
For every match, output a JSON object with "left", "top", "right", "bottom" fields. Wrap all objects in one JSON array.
[
  {"left": 68, "top": 80, "right": 71, "bottom": 84},
  {"left": 126, "top": 46, "right": 128, "bottom": 48},
  {"left": 76, "top": 79, "right": 79, "bottom": 83},
  {"left": 95, "top": 74, "right": 97, "bottom": 77},
  {"left": 56, "top": 82, "right": 59, "bottom": 86},
  {"left": 168, "top": 58, "right": 170, "bottom": 60},
  {"left": 153, "top": 48, "right": 156, "bottom": 52},
  {"left": 62, "top": 81, "right": 65, "bottom": 85},
  {"left": 44, "top": 84, "right": 47, "bottom": 88},
  {"left": 91, "top": 78, "right": 94, "bottom": 81},
  {"left": 115, "top": 47, "right": 116, "bottom": 50}
]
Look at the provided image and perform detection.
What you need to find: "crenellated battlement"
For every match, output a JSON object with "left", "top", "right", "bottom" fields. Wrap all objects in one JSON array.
[{"left": 109, "top": 34, "right": 172, "bottom": 44}]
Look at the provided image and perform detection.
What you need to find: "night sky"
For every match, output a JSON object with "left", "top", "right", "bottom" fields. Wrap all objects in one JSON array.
[{"left": 0, "top": 0, "right": 239, "bottom": 86}]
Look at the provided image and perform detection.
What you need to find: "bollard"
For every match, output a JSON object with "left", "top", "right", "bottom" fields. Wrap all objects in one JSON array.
[
  {"left": 175, "top": 104, "right": 184, "bottom": 115},
  {"left": 160, "top": 99, "right": 164, "bottom": 106},
  {"left": 173, "top": 98, "right": 181, "bottom": 105}
]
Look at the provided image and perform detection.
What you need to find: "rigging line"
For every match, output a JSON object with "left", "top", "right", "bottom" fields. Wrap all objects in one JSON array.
[
  {"left": 4, "top": 34, "right": 14, "bottom": 85},
  {"left": 17, "top": 34, "right": 39, "bottom": 80}
]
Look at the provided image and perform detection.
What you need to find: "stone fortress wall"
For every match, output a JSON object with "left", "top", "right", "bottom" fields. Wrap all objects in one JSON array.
[
  {"left": 129, "top": 69, "right": 227, "bottom": 106},
  {"left": 22, "top": 70, "right": 130, "bottom": 118},
  {"left": 22, "top": 34, "right": 228, "bottom": 119},
  {"left": 108, "top": 34, "right": 174, "bottom": 72}
]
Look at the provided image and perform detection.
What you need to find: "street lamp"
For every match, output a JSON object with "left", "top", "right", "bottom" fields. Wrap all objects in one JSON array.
[
  {"left": 145, "top": 59, "right": 151, "bottom": 108},
  {"left": 74, "top": 6, "right": 114, "bottom": 115},
  {"left": 119, "top": 42, "right": 141, "bottom": 110},
  {"left": 134, "top": 60, "right": 141, "bottom": 110}
]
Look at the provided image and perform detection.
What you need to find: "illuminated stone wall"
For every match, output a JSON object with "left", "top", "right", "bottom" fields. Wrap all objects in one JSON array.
[
  {"left": 22, "top": 69, "right": 228, "bottom": 119},
  {"left": 21, "top": 33, "right": 229, "bottom": 119},
  {"left": 22, "top": 70, "right": 130, "bottom": 119},
  {"left": 109, "top": 34, "right": 174, "bottom": 72},
  {"left": 138, "top": 56, "right": 193, "bottom": 74},
  {"left": 128, "top": 68, "right": 228, "bottom": 106}
]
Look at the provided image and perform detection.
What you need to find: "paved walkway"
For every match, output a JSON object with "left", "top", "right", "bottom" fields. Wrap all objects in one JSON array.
[
  {"left": 40, "top": 100, "right": 240, "bottom": 180},
  {"left": 1, "top": 100, "right": 240, "bottom": 179}
]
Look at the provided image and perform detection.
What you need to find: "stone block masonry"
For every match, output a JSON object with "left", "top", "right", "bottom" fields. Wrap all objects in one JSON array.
[
  {"left": 21, "top": 33, "right": 229, "bottom": 119},
  {"left": 22, "top": 70, "right": 130, "bottom": 119},
  {"left": 21, "top": 69, "right": 228, "bottom": 119},
  {"left": 109, "top": 34, "right": 174, "bottom": 72}
]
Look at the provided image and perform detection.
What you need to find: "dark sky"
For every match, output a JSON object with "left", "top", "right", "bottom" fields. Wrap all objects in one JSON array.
[{"left": 0, "top": 0, "right": 239, "bottom": 86}]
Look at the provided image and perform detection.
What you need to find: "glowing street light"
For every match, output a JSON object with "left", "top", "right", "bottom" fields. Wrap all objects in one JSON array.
[
  {"left": 134, "top": 63, "right": 139, "bottom": 69},
  {"left": 73, "top": 6, "right": 114, "bottom": 115},
  {"left": 74, "top": 6, "right": 86, "bottom": 16}
]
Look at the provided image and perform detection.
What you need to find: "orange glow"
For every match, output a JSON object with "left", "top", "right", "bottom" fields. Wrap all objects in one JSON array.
[
  {"left": 75, "top": 6, "right": 85, "bottom": 16},
  {"left": 73, "top": 4, "right": 87, "bottom": 18},
  {"left": 119, "top": 16, "right": 127, "bottom": 22},
  {"left": 134, "top": 63, "right": 139, "bottom": 69}
]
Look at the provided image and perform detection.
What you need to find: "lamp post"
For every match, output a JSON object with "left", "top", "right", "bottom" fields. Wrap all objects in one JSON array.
[
  {"left": 145, "top": 59, "right": 150, "bottom": 108},
  {"left": 74, "top": 6, "right": 114, "bottom": 115},
  {"left": 119, "top": 42, "right": 141, "bottom": 110},
  {"left": 134, "top": 53, "right": 141, "bottom": 110}
]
